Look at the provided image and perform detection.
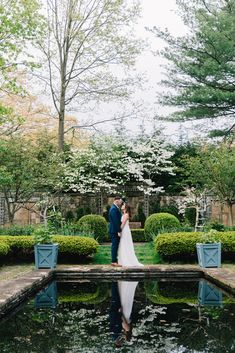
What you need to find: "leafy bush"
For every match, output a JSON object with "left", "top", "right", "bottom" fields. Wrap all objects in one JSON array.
[
  {"left": 53, "top": 236, "right": 98, "bottom": 256},
  {"left": 204, "top": 219, "right": 225, "bottom": 232},
  {"left": 0, "top": 240, "right": 10, "bottom": 256},
  {"left": 132, "top": 203, "right": 146, "bottom": 227},
  {"left": 0, "top": 225, "right": 35, "bottom": 236},
  {"left": 77, "top": 215, "right": 108, "bottom": 243},
  {"left": 33, "top": 226, "right": 54, "bottom": 244},
  {"left": 0, "top": 236, "right": 34, "bottom": 258},
  {"left": 0, "top": 235, "right": 98, "bottom": 260},
  {"left": 184, "top": 207, "right": 196, "bottom": 227},
  {"left": 131, "top": 229, "right": 146, "bottom": 242},
  {"left": 64, "top": 210, "right": 75, "bottom": 222},
  {"left": 76, "top": 206, "right": 91, "bottom": 221},
  {"left": 102, "top": 205, "right": 111, "bottom": 222},
  {"left": 160, "top": 204, "right": 180, "bottom": 220},
  {"left": 145, "top": 213, "right": 181, "bottom": 241},
  {"left": 155, "top": 231, "right": 235, "bottom": 261}
]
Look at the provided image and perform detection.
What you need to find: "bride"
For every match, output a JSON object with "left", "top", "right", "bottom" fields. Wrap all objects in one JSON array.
[{"left": 118, "top": 203, "right": 144, "bottom": 267}]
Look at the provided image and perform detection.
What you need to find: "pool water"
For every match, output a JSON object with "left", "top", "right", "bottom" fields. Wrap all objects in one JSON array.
[{"left": 0, "top": 279, "right": 234, "bottom": 353}]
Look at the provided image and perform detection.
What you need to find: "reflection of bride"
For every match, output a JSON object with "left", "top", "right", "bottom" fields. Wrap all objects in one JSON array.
[
  {"left": 118, "top": 203, "right": 144, "bottom": 267},
  {"left": 118, "top": 281, "right": 139, "bottom": 340}
]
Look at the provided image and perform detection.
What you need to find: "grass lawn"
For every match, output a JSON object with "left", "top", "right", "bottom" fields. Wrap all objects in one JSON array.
[{"left": 92, "top": 242, "right": 162, "bottom": 265}]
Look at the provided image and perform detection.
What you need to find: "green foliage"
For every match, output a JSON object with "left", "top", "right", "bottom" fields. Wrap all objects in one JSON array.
[
  {"left": 0, "top": 225, "right": 35, "bottom": 235},
  {"left": 131, "top": 229, "right": 146, "bottom": 242},
  {"left": 145, "top": 281, "right": 198, "bottom": 304},
  {"left": 53, "top": 236, "right": 98, "bottom": 256},
  {"left": 184, "top": 207, "right": 196, "bottom": 227},
  {"left": 204, "top": 219, "right": 225, "bottom": 232},
  {"left": 47, "top": 211, "right": 65, "bottom": 231},
  {"left": 155, "top": 231, "right": 235, "bottom": 260},
  {"left": 77, "top": 215, "right": 108, "bottom": 243},
  {"left": 59, "top": 283, "right": 109, "bottom": 304},
  {"left": 198, "top": 229, "right": 221, "bottom": 244},
  {"left": 153, "top": 0, "right": 235, "bottom": 126},
  {"left": 132, "top": 203, "right": 146, "bottom": 227},
  {"left": 184, "top": 144, "right": 235, "bottom": 225},
  {"left": 76, "top": 206, "right": 91, "bottom": 221},
  {"left": 145, "top": 213, "right": 181, "bottom": 241},
  {"left": 102, "top": 205, "right": 111, "bottom": 222},
  {"left": 64, "top": 210, "right": 75, "bottom": 222},
  {"left": 33, "top": 226, "right": 54, "bottom": 244},
  {"left": 0, "top": 240, "right": 10, "bottom": 256},
  {"left": 0, "top": 235, "right": 98, "bottom": 259},
  {"left": 0, "top": 136, "right": 63, "bottom": 223}
]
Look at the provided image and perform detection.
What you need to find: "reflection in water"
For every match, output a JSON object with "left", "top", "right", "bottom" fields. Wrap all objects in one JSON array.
[
  {"left": 35, "top": 281, "right": 58, "bottom": 309},
  {"left": 110, "top": 281, "right": 138, "bottom": 347},
  {"left": 198, "top": 279, "right": 223, "bottom": 307},
  {"left": 0, "top": 279, "right": 234, "bottom": 353}
]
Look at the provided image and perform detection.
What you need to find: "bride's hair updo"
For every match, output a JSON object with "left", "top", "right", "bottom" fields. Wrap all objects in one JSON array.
[{"left": 124, "top": 203, "right": 132, "bottom": 219}]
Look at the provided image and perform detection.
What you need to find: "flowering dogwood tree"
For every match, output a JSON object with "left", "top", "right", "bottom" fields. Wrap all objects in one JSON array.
[{"left": 63, "top": 135, "right": 174, "bottom": 195}]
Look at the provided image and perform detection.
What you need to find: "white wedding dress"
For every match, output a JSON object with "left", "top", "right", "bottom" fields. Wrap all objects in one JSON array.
[
  {"left": 118, "top": 218, "right": 144, "bottom": 267},
  {"left": 118, "top": 281, "right": 138, "bottom": 323}
]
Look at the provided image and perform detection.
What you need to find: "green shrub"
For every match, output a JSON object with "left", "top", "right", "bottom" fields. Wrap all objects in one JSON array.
[
  {"left": 76, "top": 206, "right": 91, "bottom": 221},
  {"left": 33, "top": 226, "right": 54, "bottom": 244},
  {"left": 64, "top": 210, "right": 75, "bottom": 222},
  {"left": 77, "top": 215, "right": 108, "bottom": 243},
  {"left": 0, "top": 235, "right": 98, "bottom": 260},
  {"left": 131, "top": 229, "right": 146, "bottom": 242},
  {"left": 0, "top": 225, "right": 35, "bottom": 236},
  {"left": 53, "top": 235, "right": 98, "bottom": 256},
  {"left": 184, "top": 207, "right": 196, "bottom": 227},
  {"left": 132, "top": 203, "right": 146, "bottom": 227},
  {"left": 145, "top": 213, "right": 181, "bottom": 241},
  {"left": 0, "top": 240, "right": 10, "bottom": 256},
  {"left": 155, "top": 231, "right": 235, "bottom": 261},
  {"left": 204, "top": 219, "right": 225, "bottom": 232}
]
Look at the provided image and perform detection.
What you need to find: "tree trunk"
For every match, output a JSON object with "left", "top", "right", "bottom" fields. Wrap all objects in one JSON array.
[
  {"left": 194, "top": 205, "right": 200, "bottom": 232},
  {"left": 4, "top": 194, "right": 15, "bottom": 225},
  {"left": 227, "top": 202, "right": 234, "bottom": 227},
  {"left": 58, "top": 109, "right": 65, "bottom": 152}
]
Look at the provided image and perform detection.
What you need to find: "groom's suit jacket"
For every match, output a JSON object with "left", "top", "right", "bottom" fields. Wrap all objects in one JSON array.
[{"left": 108, "top": 204, "right": 122, "bottom": 234}]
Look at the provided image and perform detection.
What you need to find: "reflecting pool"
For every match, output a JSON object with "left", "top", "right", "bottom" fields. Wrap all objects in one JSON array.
[{"left": 0, "top": 279, "right": 234, "bottom": 353}]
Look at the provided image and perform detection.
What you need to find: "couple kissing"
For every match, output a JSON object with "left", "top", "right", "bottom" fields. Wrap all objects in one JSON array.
[{"left": 108, "top": 196, "right": 143, "bottom": 267}]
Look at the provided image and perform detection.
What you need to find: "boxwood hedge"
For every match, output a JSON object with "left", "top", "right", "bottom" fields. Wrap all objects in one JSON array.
[
  {"left": 0, "top": 235, "right": 98, "bottom": 261},
  {"left": 131, "top": 229, "right": 146, "bottom": 242},
  {"left": 155, "top": 231, "right": 235, "bottom": 261},
  {"left": 76, "top": 215, "right": 108, "bottom": 242},
  {"left": 145, "top": 213, "right": 181, "bottom": 241},
  {"left": 0, "top": 240, "right": 10, "bottom": 256}
]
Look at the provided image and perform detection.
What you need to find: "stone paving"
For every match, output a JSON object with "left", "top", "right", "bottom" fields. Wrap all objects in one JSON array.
[{"left": 0, "top": 264, "right": 235, "bottom": 319}]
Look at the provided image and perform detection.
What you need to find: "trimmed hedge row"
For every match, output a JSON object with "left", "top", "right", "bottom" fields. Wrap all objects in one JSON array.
[
  {"left": 131, "top": 229, "right": 146, "bottom": 242},
  {"left": 0, "top": 241, "right": 10, "bottom": 256},
  {"left": 0, "top": 235, "right": 98, "bottom": 260},
  {"left": 99, "top": 229, "right": 147, "bottom": 242},
  {"left": 155, "top": 231, "right": 235, "bottom": 260}
]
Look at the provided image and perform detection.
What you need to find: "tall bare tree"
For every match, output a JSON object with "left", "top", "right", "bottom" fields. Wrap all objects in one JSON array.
[{"left": 38, "top": 0, "right": 142, "bottom": 151}]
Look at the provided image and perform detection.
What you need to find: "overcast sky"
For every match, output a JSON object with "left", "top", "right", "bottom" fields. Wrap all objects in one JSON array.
[{"left": 78, "top": 0, "right": 191, "bottom": 141}]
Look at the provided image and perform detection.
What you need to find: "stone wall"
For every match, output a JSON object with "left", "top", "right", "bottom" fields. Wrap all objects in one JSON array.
[{"left": 0, "top": 192, "right": 234, "bottom": 227}]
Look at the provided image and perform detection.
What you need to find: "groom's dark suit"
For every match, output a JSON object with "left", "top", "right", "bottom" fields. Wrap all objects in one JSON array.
[{"left": 109, "top": 204, "right": 122, "bottom": 263}]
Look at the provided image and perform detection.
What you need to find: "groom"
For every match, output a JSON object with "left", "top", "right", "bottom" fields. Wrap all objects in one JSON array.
[{"left": 109, "top": 196, "right": 123, "bottom": 267}]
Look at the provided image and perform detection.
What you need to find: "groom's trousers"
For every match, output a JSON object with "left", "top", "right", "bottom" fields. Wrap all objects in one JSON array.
[{"left": 110, "top": 233, "right": 120, "bottom": 263}]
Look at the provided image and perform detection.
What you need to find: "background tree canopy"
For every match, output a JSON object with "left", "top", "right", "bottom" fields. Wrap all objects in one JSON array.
[{"left": 153, "top": 0, "right": 235, "bottom": 135}]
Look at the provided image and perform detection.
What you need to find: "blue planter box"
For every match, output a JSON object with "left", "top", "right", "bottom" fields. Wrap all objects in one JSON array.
[
  {"left": 34, "top": 243, "right": 59, "bottom": 269},
  {"left": 35, "top": 281, "right": 58, "bottom": 309},
  {"left": 196, "top": 242, "right": 221, "bottom": 268},
  {"left": 198, "top": 280, "right": 222, "bottom": 306}
]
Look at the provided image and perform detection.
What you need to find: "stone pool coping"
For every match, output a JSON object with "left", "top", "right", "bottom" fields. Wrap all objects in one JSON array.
[{"left": 0, "top": 264, "right": 235, "bottom": 319}]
